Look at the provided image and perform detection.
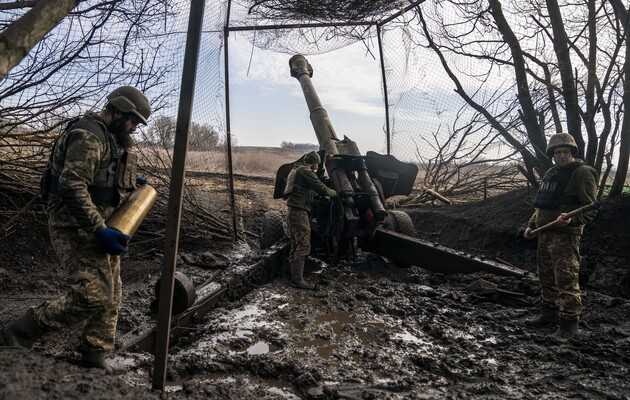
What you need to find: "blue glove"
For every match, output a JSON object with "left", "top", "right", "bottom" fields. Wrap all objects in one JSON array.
[
  {"left": 136, "top": 176, "right": 147, "bottom": 186},
  {"left": 95, "top": 227, "right": 130, "bottom": 255}
]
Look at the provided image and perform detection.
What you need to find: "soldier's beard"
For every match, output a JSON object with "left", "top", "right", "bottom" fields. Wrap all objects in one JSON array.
[{"left": 110, "top": 117, "right": 135, "bottom": 150}]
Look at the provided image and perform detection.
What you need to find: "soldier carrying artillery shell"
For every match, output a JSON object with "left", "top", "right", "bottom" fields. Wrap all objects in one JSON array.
[{"left": 0, "top": 86, "right": 153, "bottom": 373}]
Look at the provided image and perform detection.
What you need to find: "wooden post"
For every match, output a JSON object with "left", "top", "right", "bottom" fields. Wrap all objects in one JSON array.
[{"left": 152, "top": 0, "right": 205, "bottom": 390}]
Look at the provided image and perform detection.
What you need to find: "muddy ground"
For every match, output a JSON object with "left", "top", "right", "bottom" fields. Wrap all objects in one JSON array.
[{"left": 1, "top": 180, "right": 629, "bottom": 400}]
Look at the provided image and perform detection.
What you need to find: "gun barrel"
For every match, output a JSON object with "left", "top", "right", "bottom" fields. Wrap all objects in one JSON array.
[
  {"left": 289, "top": 53, "right": 388, "bottom": 223},
  {"left": 289, "top": 54, "right": 340, "bottom": 156}
]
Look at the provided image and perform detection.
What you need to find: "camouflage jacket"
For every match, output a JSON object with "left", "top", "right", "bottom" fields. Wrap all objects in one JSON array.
[
  {"left": 285, "top": 163, "right": 336, "bottom": 212},
  {"left": 528, "top": 161, "right": 598, "bottom": 235},
  {"left": 46, "top": 112, "right": 129, "bottom": 233}
]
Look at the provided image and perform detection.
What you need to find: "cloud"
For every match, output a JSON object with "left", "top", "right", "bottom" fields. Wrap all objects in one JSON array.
[{"left": 229, "top": 35, "right": 383, "bottom": 118}]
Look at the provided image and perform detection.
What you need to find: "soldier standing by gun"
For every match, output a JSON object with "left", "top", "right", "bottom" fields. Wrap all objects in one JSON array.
[
  {"left": 0, "top": 86, "right": 151, "bottom": 373},
  {"left": 523, "top": 133, "right": 599, "bottom": 340},
  {"left": 284, "top": 151, "right": 337, "bottom": 289}
]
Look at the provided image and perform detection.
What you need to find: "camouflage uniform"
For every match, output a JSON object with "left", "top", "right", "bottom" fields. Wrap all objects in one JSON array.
[
  {"left": 285, "top": 163, "right": 336, "bottom": 261},
  {"left": 528, "top": 161, "right": 598, "bottom": 320},
  {"left": 33, "top": 112, "right": 134, "bottom": 352}
]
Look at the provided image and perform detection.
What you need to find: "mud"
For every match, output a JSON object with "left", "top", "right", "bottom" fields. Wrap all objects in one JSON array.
[{"left": 1, "top": 187, "right": 629, "bottom": 399}]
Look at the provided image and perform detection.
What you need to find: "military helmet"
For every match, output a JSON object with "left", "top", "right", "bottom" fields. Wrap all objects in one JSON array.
[
  {"left": 546, "top": 133, "right": 578, "bottom": 156},
  {"left": 106, "top": 86, "right": 151, "bottom": 125},
  {"left": 304, "top": 151, "right": 321, "bottom": 164}
]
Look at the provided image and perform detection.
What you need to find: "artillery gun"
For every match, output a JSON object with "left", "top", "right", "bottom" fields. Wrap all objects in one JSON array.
[
  {"left": 262, "top": 54, "right": 527, "bottom": 278},
  {"left": 263, "top": 54, "right": 417, "bottom": 257}
]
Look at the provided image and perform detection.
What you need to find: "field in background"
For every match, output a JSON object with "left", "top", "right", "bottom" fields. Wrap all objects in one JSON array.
[
  {"left": 231, "top": 147, "right": 305, "bottom": 177},
  {"left": 139, "top": 146, "right": 306, "bottom": 178},
  {"left": 141, "top": 145, "right": 629, "bottom": 198}
]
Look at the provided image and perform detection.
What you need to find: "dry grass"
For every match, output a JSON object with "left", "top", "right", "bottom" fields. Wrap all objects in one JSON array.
[
  {"left": 138, "top": 146, "right": 304, "bottom": 177},
  {"left": 230, "top": 147, "right": 304, "bottom": 177}
]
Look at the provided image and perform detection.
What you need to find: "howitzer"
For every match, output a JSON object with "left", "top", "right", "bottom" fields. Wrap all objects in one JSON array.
[
  {"left": 263, "top": 54, "right": 528, "bottom": 278},
  {"left": 268, "top": 54, "right": 419, "bottom": 256}
]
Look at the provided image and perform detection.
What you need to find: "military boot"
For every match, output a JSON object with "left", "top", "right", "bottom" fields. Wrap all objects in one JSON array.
[
  {"left": 0, "top": 311, "right": 47, "bottom": 348},
  {"left": 524, "top": 307, "right": 558, "bottom": 328},
  {"left": 552, "top": 318, "right": 579, "bottom": 341},
  {"left": 290, "top": 259, "right": 314, "bottom": 290},
  {"left": 81, "top": 351, "right": 125, "bottom": 375}
]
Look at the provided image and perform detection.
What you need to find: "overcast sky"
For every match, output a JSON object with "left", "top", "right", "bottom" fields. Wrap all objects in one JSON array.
[{"left": 227, "top": 33, "right": 388, "bottom": 153}]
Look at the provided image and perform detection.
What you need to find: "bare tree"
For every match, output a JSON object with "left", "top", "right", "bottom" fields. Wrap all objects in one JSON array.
[
  {"left": 414, "top": 102, "right": 526, "bottom": 199},
  {"left": 0, "top": 0, "right": 81, "bottom": 80},
  {"left": 411, "top": 0, "right": 626, "bottom": 193},
  {"left": 608, "top": 0, "right": 630, "bottom": 197},
  {"left": 280, "top": 141, "right": 318, "bottom": 151},
  {"left": 143, "top": 115, "right": 177, "bottom": 150},
  {"left": 0, "top": 0, "right": 180, "bottom": 194},
  {"left": 189, "top": 122, "right": 220, "bottom": 151}
]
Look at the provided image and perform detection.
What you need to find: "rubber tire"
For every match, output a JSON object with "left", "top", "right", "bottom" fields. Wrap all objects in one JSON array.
[
  {"left": 383, "top": 210, "right": 415, "bottom": 237},
  {"left": 382, "top": 210, "right": 415, "bottom": 269},
  {"left": 261, "top": 210, "right": 286, "bottom": 249}
]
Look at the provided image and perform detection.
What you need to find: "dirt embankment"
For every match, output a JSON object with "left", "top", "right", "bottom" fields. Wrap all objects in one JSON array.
[{"left": 404, "top": 188, "right": 630, "bottom": 298}]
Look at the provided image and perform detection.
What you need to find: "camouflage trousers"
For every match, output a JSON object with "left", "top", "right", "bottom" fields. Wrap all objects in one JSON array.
[
  {"left": 537, "top": 232, "right": 582, "bottom": 320},
  {"left": 287, "top": 207, "right": 311, "bottom": 261},
  {"left": 32, "top": 226, "right": 122, "bottom": 351}
]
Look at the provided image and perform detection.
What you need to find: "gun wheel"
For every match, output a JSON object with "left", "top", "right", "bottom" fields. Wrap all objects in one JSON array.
[
  {"left": 261, "top": 210, "right": 286, "bottom": 249},
  {"left": 383, "top": 210, "right": 415, "bottom": 237},
  {"left": 382, "top": 210, "right": 415, "bottom": 269}
]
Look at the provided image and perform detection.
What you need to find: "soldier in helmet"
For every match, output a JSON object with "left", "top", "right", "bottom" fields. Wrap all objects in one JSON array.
[
  {"left": 523, "top": 133, "right": 598, "bottom": 340},
  {"left": 0, "top": 86, "right": 151, "bottom": 373},
  {"left": 284, "top": 151, "right": 337, "bottom": 289}
]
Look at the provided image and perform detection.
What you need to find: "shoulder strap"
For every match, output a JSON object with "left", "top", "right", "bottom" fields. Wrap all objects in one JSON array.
[
  {"left": 573, "top": 162, "right": 599, "bottom": 182},
  {"left": 66, "top": 114, "right": 108, "bottom": 145},
  {"left": 41, "top": 115, "right": 118, "bottom": 205},
  {"left": 566, "top": 161, "right": 584, "bottom": 174}
]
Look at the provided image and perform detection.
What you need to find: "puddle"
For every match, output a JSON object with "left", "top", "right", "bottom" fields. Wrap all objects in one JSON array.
[
  {"left": 356, "top": 330, "right": 379, "bottom": 345},
  {"left": 247, "top": 341, "right": 270, "bottom": 354},
  {"left": 238, "top": 340, "right": 281, "bottom": 355},
  {"left": 228, "top": 339, "right": 282, "bottom": 355},
  {"left": 192, "top": 374, "right": 300, "bottom": 399},
  {"left": 291, "top": 309, "right": 386, "bottom": 358},
  {"left": 233, "top": 304, "right": 265, "bottom": 321},
  {"left": 316, "top": 344, "right": 336, "bottom": 359}
]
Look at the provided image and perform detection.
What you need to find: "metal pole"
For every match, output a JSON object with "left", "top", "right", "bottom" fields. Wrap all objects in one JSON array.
[
  {"left": 152, "top": 0, "right": 205, "bottom": 390},
  {"left": 224, "top": 25, "right": 239, "bottom": 241},
  {"left": 376, "top": 24, "right": 391, "bottom": 155}
]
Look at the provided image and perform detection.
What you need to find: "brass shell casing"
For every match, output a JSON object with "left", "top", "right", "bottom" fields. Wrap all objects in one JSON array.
[{"left": 107, "top": 184, "right": 158, "bottom": 238}]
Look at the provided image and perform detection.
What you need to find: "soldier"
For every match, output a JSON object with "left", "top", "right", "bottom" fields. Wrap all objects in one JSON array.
[
  {"left": 524, "top": 133, "right": 598, "bottom": 340},
  {"left": 0, "top": 86, "right": 151, "bottom": 373},
  {"left": 284, "top": 151, "right": 337, "bottom": 289}
]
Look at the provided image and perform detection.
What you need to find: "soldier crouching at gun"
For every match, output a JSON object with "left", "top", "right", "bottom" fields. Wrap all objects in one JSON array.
[
  {"left": 284, "top": 151, "right": 337, "bottom": 289},
  {"left": 0, "top": 86, "right": 153, "bottom": 374}
]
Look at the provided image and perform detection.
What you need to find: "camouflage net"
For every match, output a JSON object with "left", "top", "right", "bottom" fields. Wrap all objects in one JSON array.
[{"left": 0, "top": 0, "right": 525, "bottom": 243}]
